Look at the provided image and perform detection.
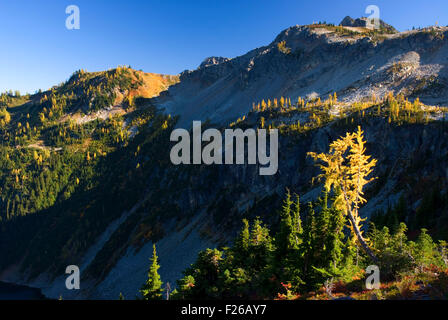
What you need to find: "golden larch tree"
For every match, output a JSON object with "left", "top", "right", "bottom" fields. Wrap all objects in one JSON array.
[{"left": 308, "top": 126, "right": 378, "bottom": 262}]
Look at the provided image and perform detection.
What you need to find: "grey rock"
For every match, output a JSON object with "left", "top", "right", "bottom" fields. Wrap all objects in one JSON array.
[
  {"left": 339, "top": 16, "right": 398, "bottom": 33},
  {"left": 199, "top": 56, "right": 230, "bottom": 69}
]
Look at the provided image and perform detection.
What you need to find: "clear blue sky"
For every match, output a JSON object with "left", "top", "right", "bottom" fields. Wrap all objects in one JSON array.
[{"left": 1, "top": 0, "right": 447, "bottom": 94}]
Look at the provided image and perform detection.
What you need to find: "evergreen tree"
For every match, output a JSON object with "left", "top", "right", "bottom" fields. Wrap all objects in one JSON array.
[
  {"left": 291, "top": 194, "right": 303, "bottom": 246},
  {"left": 316, "top": 191, "right": 331, "bottom": 256},
  {"left": 300, "top": 202, "right": 319, "bottom": 289},
  {"left": 249, "top": 218, "right": 274, "bottom": 271},
  {"left": 393, "top": 222, "right": 408, "bottom": 252},
  {"left": 186, "top": 249, "right": 223, "bottom": 299},
  {"left": 414, "top": 228, "right": 438, "bottom": 268},
  {"left": 272, "top": 191, "right": 303, "bottom": 291},
  {"left": 325, "top": 192, "right": 346, "bottom": 275},
  {"left": 232, "top": 219, "right": 250, "bottom": 267},
  {"left": 175, "top": 275, "right": 195, "bottom": 299},
  {"left": 140, "top": 244, "right": 163, "bottom": 300},
  {"left": 275, "top": 190, "right": 296, "bottom": 254}
]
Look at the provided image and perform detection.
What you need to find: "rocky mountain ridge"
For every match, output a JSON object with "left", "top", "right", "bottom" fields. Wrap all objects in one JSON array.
[
  {"left": 156, "top": 22, "right": 448, "bottom": 128},
  {"left": 0, "top": 19, "right": 448, "bottom": 300}
]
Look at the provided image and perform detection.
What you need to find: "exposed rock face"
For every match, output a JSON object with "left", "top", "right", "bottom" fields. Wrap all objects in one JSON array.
[
  {"left": 199, "top": 56, "right": 230, "bottom": 69},
  {"left": 156, "top": 24, "right": 447, "bottom": 128},
  {"left": 339, "top": 16, "right": 397, "bottom": 33},
  {"left": 340, "top": 16, "right": 356, "bottom": 27}
]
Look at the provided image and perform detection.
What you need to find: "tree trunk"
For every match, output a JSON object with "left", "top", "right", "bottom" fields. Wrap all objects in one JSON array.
[
  {"left": 346, "top": 210, "right": 378, "bottom": 263},
  {"left": 341, "top": 186, "right": 378, "bottom": 264}
]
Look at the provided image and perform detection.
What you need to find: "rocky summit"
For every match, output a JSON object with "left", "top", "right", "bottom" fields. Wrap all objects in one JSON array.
[{"left": 339, "top": 16, "right": 398, "bottom": 33}]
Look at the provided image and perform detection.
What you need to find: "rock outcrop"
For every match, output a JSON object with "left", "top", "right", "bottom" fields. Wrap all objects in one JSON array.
[
  {"left": 199, "top": 56, "right": 230, "bottom": 69},
  {"left": 339, "top": 15, "right": 398, "bottom": 33}
]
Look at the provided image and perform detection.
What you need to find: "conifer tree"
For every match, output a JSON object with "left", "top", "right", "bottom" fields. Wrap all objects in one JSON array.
[
  {"left": 315, "top": 191, "right": 332, "bottom": 266},
  {"left": 273, "top": 191, "right": 300, "bottom": 284},
  {"left": 248, "top": 218, "right": 274, "bottom": 271},
  {"left": 275, "top": 190, "right": 296, "bottom": 253},
  {"left": 176, "top": 275, "right": 195, "bottom": 299},
  {"left": 233, "top": 219, "right": 250, "bottom": 266},
  {"left": 308, "top": 126, "right": 378, "bottom": 262},
  {"left": 302, "top": 201, "right": 336, "bottom": 289},
  {"left": 415, "top": 229, "right": 437, "bottom": 267},
  {"left": 301, "top": 203, "right": 317, "bottom": 277},
  {"left": 140, "top": 244, "right": 163, "bottom": 300},
  {"left": 393, "top": 222, "right": 408, "bottom": 251},
  {"left": 326, "top": 191, "right": 346, "bottom": 275},
  {"left": 292, "top": 194, "right": 302, "bottom": 246}
]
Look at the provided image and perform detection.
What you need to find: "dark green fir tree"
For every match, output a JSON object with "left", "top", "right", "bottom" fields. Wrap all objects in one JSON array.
[{"left": 140, "top": 244, "right": 163, "bottom": 300}]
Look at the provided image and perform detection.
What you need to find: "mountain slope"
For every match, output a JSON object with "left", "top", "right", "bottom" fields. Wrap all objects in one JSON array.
[
  {"left": 0, "top": 21, "right": 447, "bottom": 300},
  {"left": 156, "top": 24, "right": 448, "bottom": 127}
]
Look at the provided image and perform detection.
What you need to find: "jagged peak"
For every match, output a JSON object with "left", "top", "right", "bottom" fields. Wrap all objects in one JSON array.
[
  {"left": 272, "top": 15, "right": 399, "bottom": 45},
  {"left": 199, "top": 56, "right": 230, "bottom": 69},
  {"left": 339, "top": 15, "right": 398, "bottom": 33}
]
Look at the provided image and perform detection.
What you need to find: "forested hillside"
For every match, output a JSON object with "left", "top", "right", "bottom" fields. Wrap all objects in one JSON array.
[
  {"left": 0, "top": 68, "right": 181, "bottom": 283},
  {"left": 1, "top": 22, "right": 448, "bottom": 300}
]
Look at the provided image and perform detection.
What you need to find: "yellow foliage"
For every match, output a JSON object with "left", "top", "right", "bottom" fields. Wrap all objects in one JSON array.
[
  {"left": 0, "top": 108, "right": 11, "bottom": 124},
  {"left": 277, "top": 41, "right": 291, "bottom": 54},
  {"left": 308, "top": 126, "right": 377, "bottom": 259}
]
